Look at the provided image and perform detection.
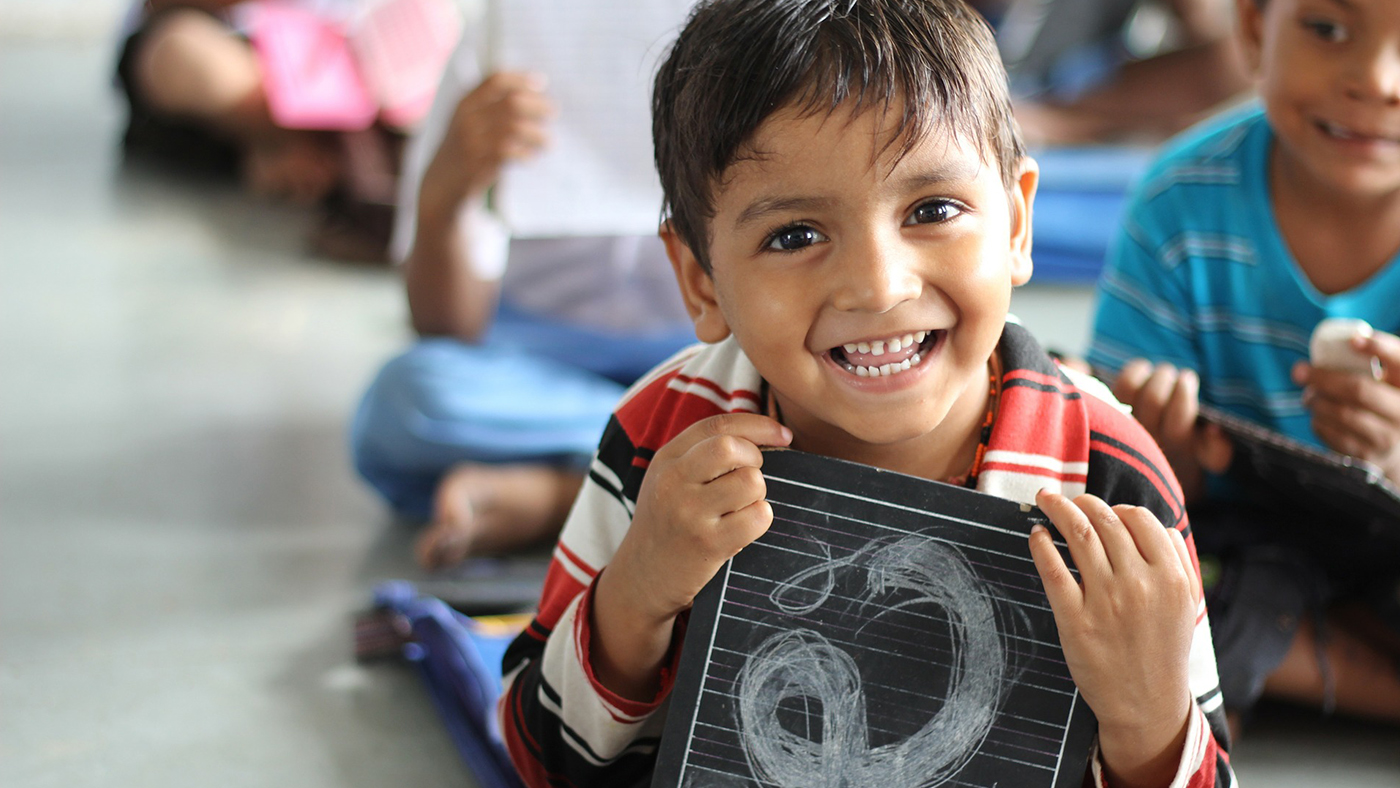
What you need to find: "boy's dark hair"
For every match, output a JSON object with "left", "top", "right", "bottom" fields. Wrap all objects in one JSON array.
[{"left": 653, "top": 0, "right": 1025, "bottom": 271}]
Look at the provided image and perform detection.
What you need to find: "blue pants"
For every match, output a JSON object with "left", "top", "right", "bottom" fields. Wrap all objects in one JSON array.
[{"left": 351, "top": 305, "right": 695, "bottom": 518}]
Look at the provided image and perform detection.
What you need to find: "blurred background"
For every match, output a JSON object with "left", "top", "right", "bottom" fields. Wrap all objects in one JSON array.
[{"left": 0, "top": 0, "right": 1395, "bottom": 786}]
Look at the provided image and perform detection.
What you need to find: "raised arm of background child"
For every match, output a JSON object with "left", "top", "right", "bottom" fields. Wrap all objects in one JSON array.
[{"left": 404, "top": 72, "right": 554, "bottom": 341}]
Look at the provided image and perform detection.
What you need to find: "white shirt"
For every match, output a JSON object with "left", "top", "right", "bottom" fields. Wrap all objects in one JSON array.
[{"left": 390, "top": 19, "right": 691, "bottom": 333}]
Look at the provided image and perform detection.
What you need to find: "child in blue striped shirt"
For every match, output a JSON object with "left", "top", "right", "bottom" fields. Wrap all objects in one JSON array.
[{"left": 1087, "top": 0, "right": 1400, "bottom": 733}]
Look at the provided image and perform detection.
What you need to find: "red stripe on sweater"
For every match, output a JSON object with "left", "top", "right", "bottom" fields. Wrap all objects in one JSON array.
[
  {"left": 557, "top": 541, "right": 596, "bottom": 578},
  {"left": 671, "top": 372, "right": 760, "bottom": 407},
  {"left": 535, "top": 559, "right": 589, "bottom": 632},
  {"left": 615, "top": 367, "right": 768, "bottom": 461},
  {"left": 618, "top": 380, "right": 729, "bottom": 455},
  {"left": 990, "top": 384, "right": 1089, "bottom": 465}
]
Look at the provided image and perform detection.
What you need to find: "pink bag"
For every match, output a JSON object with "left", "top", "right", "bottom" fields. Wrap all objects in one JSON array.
[
  {"left": 250, "top": 0, "right": 459, "bottom": 131},
  {"left": 352, "top": 0, "right": 462, "bottom": 129}
]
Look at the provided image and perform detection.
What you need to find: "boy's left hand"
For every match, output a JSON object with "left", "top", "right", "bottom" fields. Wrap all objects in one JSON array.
[
  {"left": 1294, "top": 330, "right": 1400, "bottom": 485},
  {"left": 1028, "top": 490, "right": 1197, "bottom": 788}
]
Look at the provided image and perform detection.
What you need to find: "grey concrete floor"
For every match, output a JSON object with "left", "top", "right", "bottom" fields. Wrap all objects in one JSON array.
[
  {"left": 1, "top": 31, "right": 1396, "bottom": 788},
  {"left": 0, "top": 38, "right": 468, "bottom": 788}
]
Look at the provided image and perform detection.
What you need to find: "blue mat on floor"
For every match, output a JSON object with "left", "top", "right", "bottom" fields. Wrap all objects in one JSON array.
[
  {"left": 1029, "top": 145, "right": 1155, "bottom": 283},
  {"left": 369, "top": 581, "right": 525, "bottom": 788}
]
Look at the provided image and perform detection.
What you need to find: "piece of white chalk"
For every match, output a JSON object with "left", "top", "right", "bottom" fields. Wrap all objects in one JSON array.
[{"left": 1310, "top": 318, "right": 1381, "bottom": 377}]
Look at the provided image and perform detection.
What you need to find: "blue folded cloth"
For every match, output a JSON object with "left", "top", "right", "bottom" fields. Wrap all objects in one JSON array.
[{"left": 371, "top": 582, "right": 526, "bottom": 788}]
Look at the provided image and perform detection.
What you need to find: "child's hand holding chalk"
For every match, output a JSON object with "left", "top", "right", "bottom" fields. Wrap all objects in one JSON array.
[
  {"left": 1296, "top": 319, "right": 1400, "bottom": 483},
  {"left": 1309, "top": 318, "right": 1383, "bottom": 378}
]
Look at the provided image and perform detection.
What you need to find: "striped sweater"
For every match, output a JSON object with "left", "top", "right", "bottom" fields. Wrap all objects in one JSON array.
[{"left": 499, "top": 320, "right": 1234, "bottom": 788}]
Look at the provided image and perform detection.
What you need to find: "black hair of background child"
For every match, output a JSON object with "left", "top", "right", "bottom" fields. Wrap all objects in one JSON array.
[{"left": 652, "top": 0, "right": 1026, "bottom": 272}]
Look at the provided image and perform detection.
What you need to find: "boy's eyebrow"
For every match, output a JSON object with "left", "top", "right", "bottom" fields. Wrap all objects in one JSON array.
[
  {"left": 735, "top": 196, "right": 836, "bottom": 228},
  {"left": 895, "top": 160, "right": 982, "bottom": 191}
]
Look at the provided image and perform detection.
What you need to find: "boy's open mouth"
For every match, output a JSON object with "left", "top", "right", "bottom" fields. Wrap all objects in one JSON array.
[
  {"left": 1317, "top": 120, "right": 1400, "bottom": 145},
  {"left": 829, "top": 329, "right": 944, "bottom": 378}
]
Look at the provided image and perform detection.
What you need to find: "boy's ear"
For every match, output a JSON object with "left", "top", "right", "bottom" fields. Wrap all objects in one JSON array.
[
  {"left": 1008, "top": 156, "right": 1039, "bottom": 287},
  {"left": 1235, "top": 0, "right": 1265, "bottom": 75},
  {"left": 660, "top": 222, "right": 732, "bottom": 344}
]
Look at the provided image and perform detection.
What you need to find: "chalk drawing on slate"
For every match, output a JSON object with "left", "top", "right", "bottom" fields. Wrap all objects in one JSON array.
[{"left": 651, "top": 449, "right": 1097, "bottom": 788}]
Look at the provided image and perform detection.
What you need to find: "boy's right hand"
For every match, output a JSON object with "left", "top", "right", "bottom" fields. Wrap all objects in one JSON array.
[
  {"left": 1112, "top": 359, "right": 1232, "bottom": 502},
  {"left": 614, "top": 413, "right": 794, "bottom": 622},
  {"left": 591, "top": 414, "right": 792, "bottom": 700},
  {"left": 417, "top": 71, "right": 555, "bottom": 222}
]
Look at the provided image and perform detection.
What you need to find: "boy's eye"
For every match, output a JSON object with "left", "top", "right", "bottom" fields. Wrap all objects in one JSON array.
[
  {"left": 1302, "top": 18, "right": 1347, "bottom": 43},
  {"left": 906, "top": 199, "right": 962, "bottom": 226},
  {"left": 765, "top": 225, "right": 827, "bottom": 252}
]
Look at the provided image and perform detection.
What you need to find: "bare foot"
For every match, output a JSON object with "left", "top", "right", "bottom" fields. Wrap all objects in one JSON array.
[{"left": 415, "top": 463, "right": 585, "bottom": 570}]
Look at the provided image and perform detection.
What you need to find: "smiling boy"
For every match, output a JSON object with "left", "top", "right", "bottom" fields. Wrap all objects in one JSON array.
[
  {"left": 1088, "top": 0, "right": 1400, "bottom": 726},
  {"left": 499, "top": 1, "right": 1233, "bottom": 786}
]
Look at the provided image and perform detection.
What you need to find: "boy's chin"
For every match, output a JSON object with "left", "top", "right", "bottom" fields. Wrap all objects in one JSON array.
[{"left": 823, "top": 407, "right": 961, "bottom": 451}]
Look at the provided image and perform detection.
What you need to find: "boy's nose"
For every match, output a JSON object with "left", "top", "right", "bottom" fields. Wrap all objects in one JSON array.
[
  {"left": 1345, "top": 42, "right": 1400, "bottom": 105},
  {"left": 829, "top": 234, "right": 923, "bottom": 313}
]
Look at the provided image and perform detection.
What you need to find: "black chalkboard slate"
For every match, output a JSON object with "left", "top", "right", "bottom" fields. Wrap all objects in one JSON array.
[
  {"left": 652, "top": 449, "right": 1097, "bottom": 788},
  {"left": 1198, "top": 405, "right": 1400, "bottom": 570}
]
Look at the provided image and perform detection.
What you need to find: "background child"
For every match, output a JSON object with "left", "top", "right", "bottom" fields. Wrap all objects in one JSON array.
[
  {"left": 350, "top": 6, "right": 697, "bottom": 569},
  {"left": 117, "top": 0, "right": 344, "bottom": 201},
  {"left": 1088, "top": 0, "right": 1400, "bottom": 729},
  {"left": 498, "top": 1, "right": 1233, "bottom": 786}
]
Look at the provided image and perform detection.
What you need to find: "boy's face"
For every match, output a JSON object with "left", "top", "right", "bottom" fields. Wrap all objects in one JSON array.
[
  {"left": 665, "top": 103, "right": 1036, "bottom": 462},
  {"left": 1241, "top": 0, "right": 1400, "bottom": 196}
]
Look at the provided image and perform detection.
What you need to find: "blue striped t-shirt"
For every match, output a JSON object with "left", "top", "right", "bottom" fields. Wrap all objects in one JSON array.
[{"left": 1087, "top": 104, "right": 1400, "bottom": 448}]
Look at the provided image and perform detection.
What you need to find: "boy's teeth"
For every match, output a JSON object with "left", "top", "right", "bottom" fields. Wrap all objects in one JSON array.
[
  {"left": 837, "top": 330, "right": 937, "bottom": 377},
  {"left": 845, "top": 332, "right": 929, "bottom": 359},
  {"left": 849, "top": 351, "right": 924, "bottom": 378}
]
